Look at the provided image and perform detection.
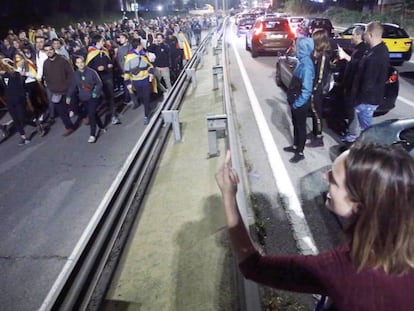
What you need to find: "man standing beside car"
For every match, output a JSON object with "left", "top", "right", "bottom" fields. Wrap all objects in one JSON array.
[
  {"left": 352, "top": 21, "right": 389, "bottom": 133},
  {"left": 338, "top": 25, "right": 368, "bottom": 143}
]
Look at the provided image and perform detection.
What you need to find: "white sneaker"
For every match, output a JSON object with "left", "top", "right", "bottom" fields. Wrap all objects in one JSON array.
[
  {"left": 111, "top": 116, "right": 121, "bottom": 125},
  {"left": 88, "top": 136, "right": 96, "bottom": 143}
]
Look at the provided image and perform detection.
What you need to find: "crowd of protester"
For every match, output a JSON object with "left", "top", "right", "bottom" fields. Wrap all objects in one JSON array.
[{"left": 0, "top": 14, "right": 216, "bottom": 144}]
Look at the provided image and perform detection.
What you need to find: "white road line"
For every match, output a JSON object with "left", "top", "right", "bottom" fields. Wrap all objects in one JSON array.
[
  {"left": 231, "top": 38, "right": 318, "bottom": 255},
  {"left": 398, "top": 95, "right": 414, "bottom": 108}
]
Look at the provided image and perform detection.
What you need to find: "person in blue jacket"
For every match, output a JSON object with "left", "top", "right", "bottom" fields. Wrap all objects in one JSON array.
[{"left": 283, "top": 37, "right": 315, "bottom": 163}]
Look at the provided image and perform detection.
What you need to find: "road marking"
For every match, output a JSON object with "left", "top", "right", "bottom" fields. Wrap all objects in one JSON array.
[
  {"left": 398, "top": 95, "right": 414, "bottom": 108},
  {"left": 231, "top": 36, "right": 318, "bottom": 255}
]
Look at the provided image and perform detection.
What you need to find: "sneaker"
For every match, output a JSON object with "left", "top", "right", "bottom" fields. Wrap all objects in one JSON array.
[
  {"left": 1, "top": 126, "right": 8, "bottom": 138},
  {"left": 306, "top": 132, "right": 314, "bottom": 140},
  {"left": 144, "top": 117, "right": 149, "bottom": 125},
  {"left": 88, "top": 136, "right": 96, "bottom": 143},
  {"left": 18, "top": 138, "right": 31, "bottom": 145},
  {"left": 341, "top": 134, "right": 357, "bottom": 143},
  {"left": 306, "top": 137, "right": 324, "bottom": 148},
  {"left": 98, "top": 127, "right": 107, "bottom": 134},
  {"left": 111, "top": 116, "right": 121, "bottom": 125},
  {"left": 283, "top": 146, "right": 297, "bottom": 153},
  {"left": 37, "top": 124, "right": 46, "bottom": 137},
  {"left": 289, "top": 153, "right": 305, "bottom": 163}
]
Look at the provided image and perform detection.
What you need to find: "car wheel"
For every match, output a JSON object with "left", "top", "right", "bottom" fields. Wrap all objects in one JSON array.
[
  {"left": 251, "top": 44, "right": 258, "bottom": 58},
  {"left": 275, "top": 63, "right": 282, "bottom": 86}
]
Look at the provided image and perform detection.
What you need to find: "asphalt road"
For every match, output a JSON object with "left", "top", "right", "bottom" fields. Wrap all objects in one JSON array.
[{"left": 0, "top": 97, "right": 162, "bottom": 311}]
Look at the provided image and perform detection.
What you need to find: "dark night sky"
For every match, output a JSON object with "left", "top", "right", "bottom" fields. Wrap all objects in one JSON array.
[{"left": 0, "top": 0, "right": 121, "bottom": 37}]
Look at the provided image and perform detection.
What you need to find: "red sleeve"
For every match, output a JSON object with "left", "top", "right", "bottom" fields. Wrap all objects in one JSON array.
[{"left": 239, "top": 246, "right": 350, "bottom": 295}]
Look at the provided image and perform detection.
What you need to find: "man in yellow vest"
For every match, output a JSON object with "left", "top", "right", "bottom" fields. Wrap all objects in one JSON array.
[{"left": 124, "top": 38, "right": 155, "bottom": 125}]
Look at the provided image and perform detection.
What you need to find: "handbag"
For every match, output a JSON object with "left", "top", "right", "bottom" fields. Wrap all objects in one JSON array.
[{"left": 287, "top": 74, "right": 303, "bottom": 106}]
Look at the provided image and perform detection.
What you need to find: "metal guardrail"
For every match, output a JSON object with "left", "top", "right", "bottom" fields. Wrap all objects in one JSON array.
[{"left": 40, "top": 27, "right": 219, "bottom": 311}]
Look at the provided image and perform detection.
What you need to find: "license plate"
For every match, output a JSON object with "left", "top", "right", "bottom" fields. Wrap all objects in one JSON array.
[
  {"left": 389, "top": 53, "right": 402, "bottom": 58},
  {"left": 270, "top": 34, "right": 284, "bottom": 39}
]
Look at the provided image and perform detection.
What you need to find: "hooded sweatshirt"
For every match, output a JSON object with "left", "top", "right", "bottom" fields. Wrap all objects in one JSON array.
[{"left": 292, "top": 37, "right": 315, "bottom": 109}]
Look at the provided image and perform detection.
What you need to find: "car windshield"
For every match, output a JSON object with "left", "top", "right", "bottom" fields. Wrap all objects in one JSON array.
[{"left": 264, "top": 20, "right": 289, "bottom": 31}]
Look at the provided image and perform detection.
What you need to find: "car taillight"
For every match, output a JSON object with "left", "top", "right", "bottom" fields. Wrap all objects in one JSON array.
[
  {"left": 254, "top": 23, "right": 263, "bottom": 36},
  {"left": 404, "top": 41, "right": 412, "bottom": 47},
  {"left": 387, "top": 70, "right": 398, "bottom": 83}
]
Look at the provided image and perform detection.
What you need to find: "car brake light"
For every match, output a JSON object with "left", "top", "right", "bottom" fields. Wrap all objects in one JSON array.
[
  {"left": 387, "top": 71, "right": 398, "bottom": 83},
  {"left": 255, "top": 23, "right": 263, "bottom": 36},
  {"left": 404, "top": 41, "right": 412, "bottom": 47}
]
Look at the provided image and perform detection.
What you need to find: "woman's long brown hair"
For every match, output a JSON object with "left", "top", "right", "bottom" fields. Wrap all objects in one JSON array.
[{"left": 345, "top": 143, "right": 414, "bottom": 274}]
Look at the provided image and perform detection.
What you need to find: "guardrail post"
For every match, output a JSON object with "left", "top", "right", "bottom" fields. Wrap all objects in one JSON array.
[
  {"left": 162, "top": 110, "right": 181, "bottom": 142},
  {"left": 186, "top": 68, "right": 197, "bottom": 89},
  {"left": 212, "top": 65, "right": 223, "bottom": 90},
  {"left": 206, "top": 114, "right": 227, "bottom": 157}
]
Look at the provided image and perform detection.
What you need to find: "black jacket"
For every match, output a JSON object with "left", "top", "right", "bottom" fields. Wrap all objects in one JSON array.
[
  {"left": 147, "top": 42, "right": 171, "bottom": 68},
  {"left": 0, "top": 71, "right": 26, "bottom": 103},
  {"left": 355, "top": 42, "right": 389, "bottom": 106}
]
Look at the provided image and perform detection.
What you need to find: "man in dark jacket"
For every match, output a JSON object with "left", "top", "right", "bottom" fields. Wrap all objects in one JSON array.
[
  {"left": 67, "top": 55, "right": 104, "bottom": 143},
  {"left": 86, "top": 34, "right": 120, "bottom": 125},
  {"left": 338, "top": 25, "right": 368, "bottom": 143},
  {"left": 147, "top": 33, "right": 172, "bottom": 93},
  {"left": 353, "top": 21, "right": 389, "bottom": 133},
  {"left": 43, "top": 43, "right": 75, "bottom": 136}
]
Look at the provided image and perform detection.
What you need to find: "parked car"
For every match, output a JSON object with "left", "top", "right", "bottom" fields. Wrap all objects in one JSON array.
[
  {"left": 356, "top": 118, "right": 414, "bottom": 158},
  {"left": 237, "top": 17, "right": 256, "bottom": 37},
  {"left": 287, "top": 16, "right": 304, "bottom": 37},
  {"left": 275, "top": 47, "right": 399, "bottom": 133},
  {"left": 245, "top": 16, "right": 294, "bottom": 58},
  {"left": 235, "top": 12, "right": 259, "bottom": 25},
  {"left": 335, "top": 23, "right": 413, "bottom": 66},
  {"left": 300, "top": 17, "right": 335, "bottom": 38}
]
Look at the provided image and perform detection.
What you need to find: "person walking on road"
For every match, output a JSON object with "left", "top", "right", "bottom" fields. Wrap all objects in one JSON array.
[
  {"left": 115, "top": 32, "right": 132, "bottom": 104},
  {"left": 147, "top": 33, "right": 172, "bottom": 94},
  {"left": 86, "top": 34, "right": 121, "bottom": 125},
  {"left": 67, "top": 55, "right": 105, "bottom": 143},
  {"left": 42, "top": 43, "right": 76, "bottom": 136},
  {"left": 216, "top": 143, "right": 414, "bottom": 310},
  {"left": 124, "top": 38, "right": 154, "bottom": 125},
  {"left": 0, "top": 58, "right": 37, "bottom": 145}
]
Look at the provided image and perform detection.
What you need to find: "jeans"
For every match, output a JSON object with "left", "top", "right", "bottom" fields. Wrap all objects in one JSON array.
[
  {"left": 154, "top": 67, "right": 172, "bottom": 92},
  {"left": 355, "top": 103, "right": 377, "bottom": 132}
]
